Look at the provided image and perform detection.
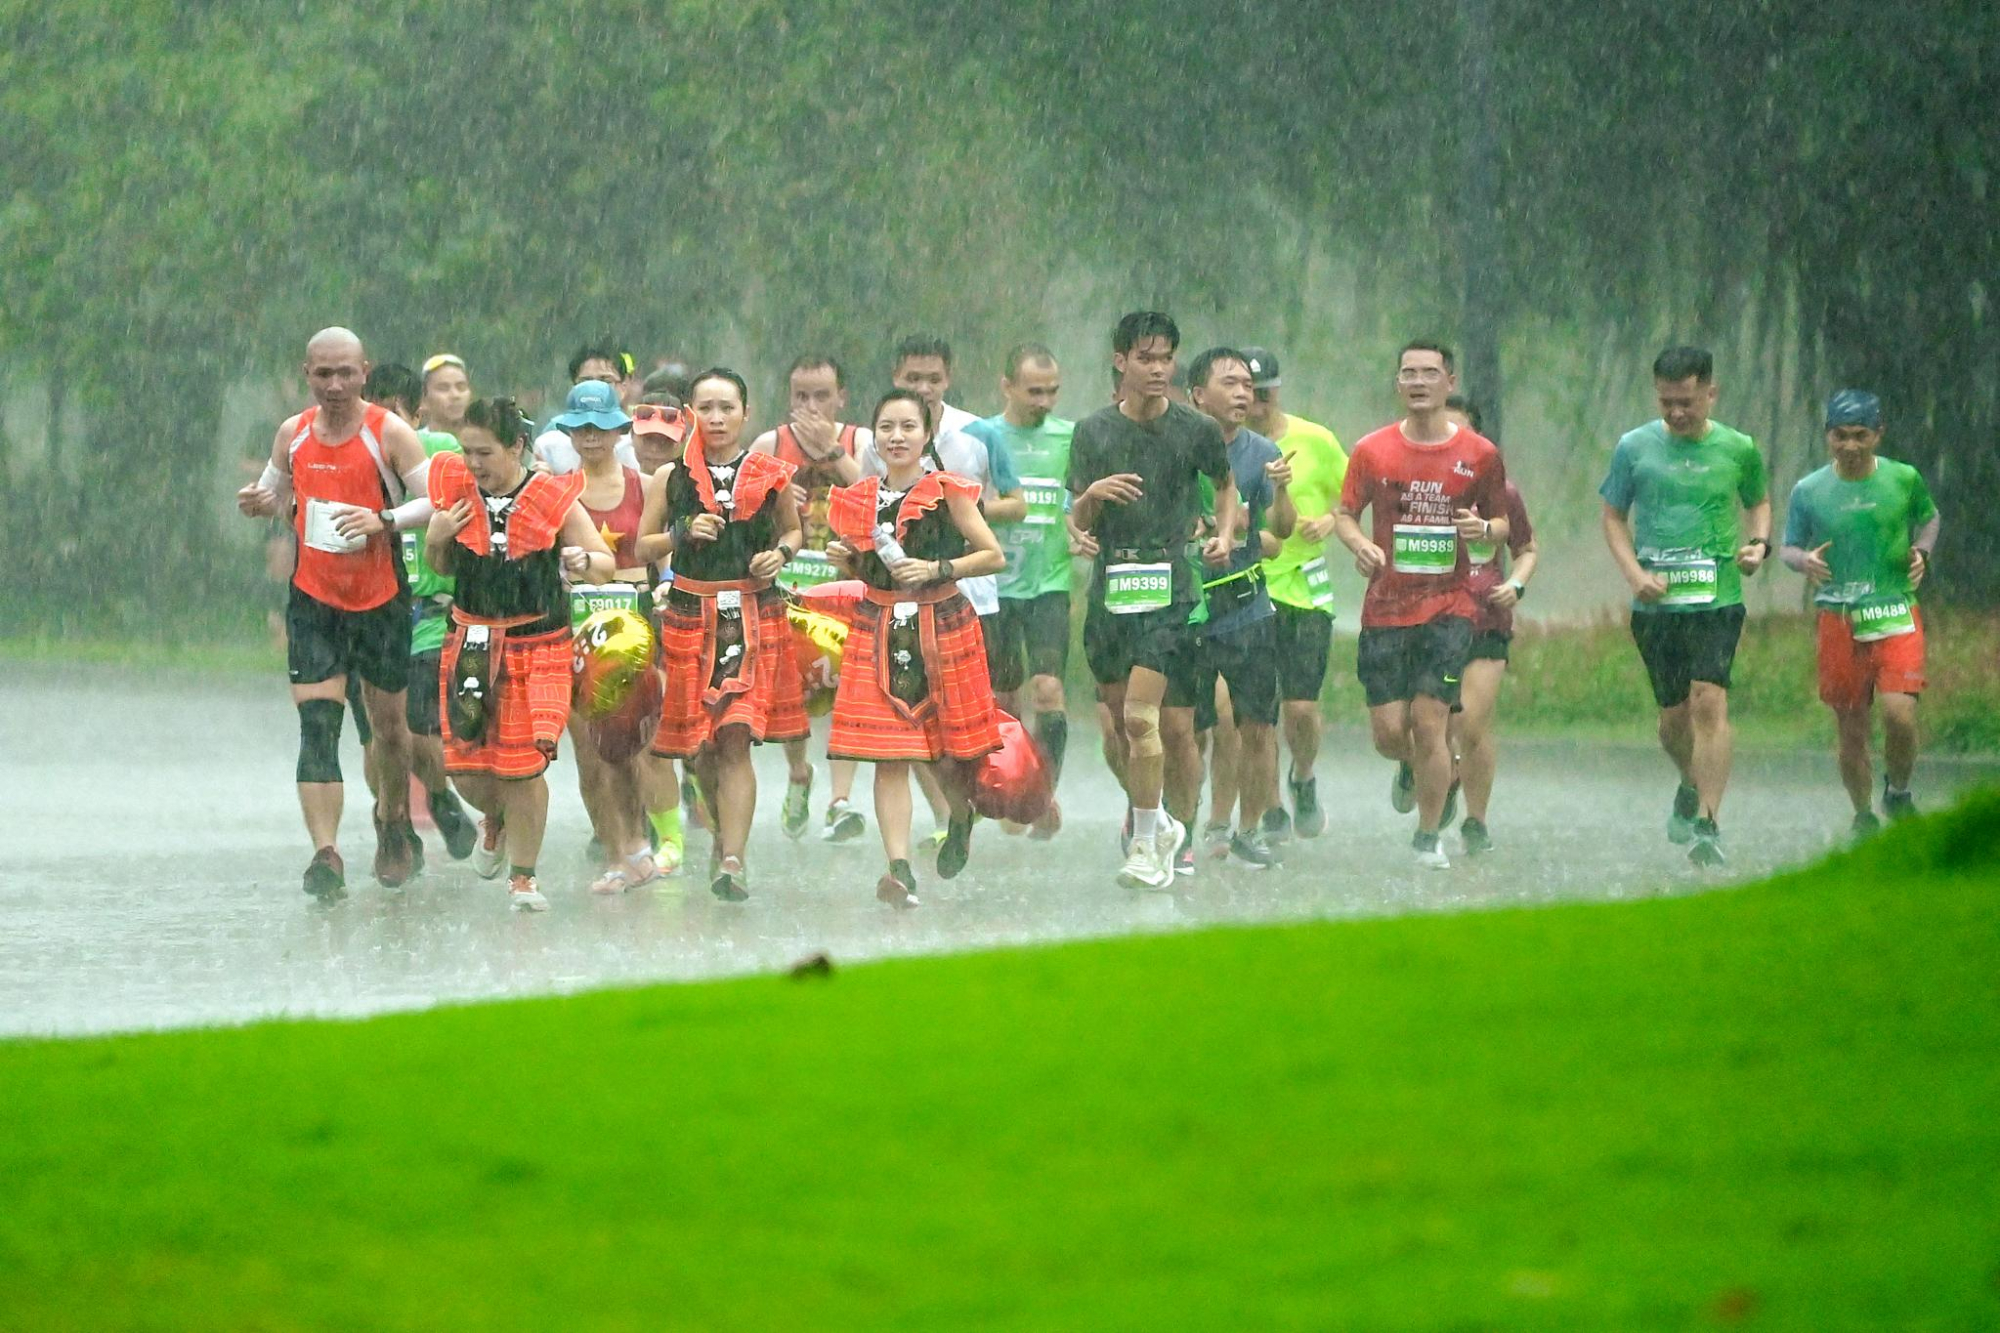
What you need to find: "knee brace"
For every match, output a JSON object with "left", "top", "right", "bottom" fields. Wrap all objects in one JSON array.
[
  {"left": 1125, "top": 700, "right": 1164, "bottom": 759},
  {"left": 296, "top": 697, "right": 345, "bottom": 784}
]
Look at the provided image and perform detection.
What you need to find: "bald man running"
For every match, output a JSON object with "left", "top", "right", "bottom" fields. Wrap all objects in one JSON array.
[{"left": 237, "top": 328, "right": 437, "bottom": 901}]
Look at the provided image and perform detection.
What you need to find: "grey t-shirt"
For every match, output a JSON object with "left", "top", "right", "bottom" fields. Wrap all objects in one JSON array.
[{"left": 1204, "top": 428, "right": 1279, "bottom": 637}]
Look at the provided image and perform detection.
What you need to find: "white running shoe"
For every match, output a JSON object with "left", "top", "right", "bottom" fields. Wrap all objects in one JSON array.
[
  {"left": 472, "top": 817, "right": 505, "bottom": 880},
  {"left": 1119, "top": 815, "right": 1183, "bottom": 891},
  {"left": 1117, "top": 832, "right": 1159, "bottom": 889},
  {"left": 1413, "top": 832, "right": 1451, "bottom": 871},
  {"left": 508, "top": 874, "right": 549, "bottom": 911}
]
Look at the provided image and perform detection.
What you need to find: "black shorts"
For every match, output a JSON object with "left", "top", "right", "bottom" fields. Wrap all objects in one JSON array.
[
  {"left": 286, "top": 584, "right": 411, "bottom": 695},
  {"left": 984, "top": 592, "right": 1072, "bottom": 695},
  {"left": 1271, "top": 602, "right": 1334, "bottom": 702},
  {"left": 1356, "top": 616, "right": 1473, "bottom": 709},
  {"left": 1194, "top": 618, "right": 1280, "bottom": 731},
  {"left": 1469, "top": 629, "right": 1512, "bottom": 663},
  {"left": 1085, "top": 601, "right": 1201, "bottom": 709},
  {"left": 406, "top": 649, "right": 444, "bottom": 736},
  {"left": 1630, "top": 604, "right": 1747, "bottom": 708}
]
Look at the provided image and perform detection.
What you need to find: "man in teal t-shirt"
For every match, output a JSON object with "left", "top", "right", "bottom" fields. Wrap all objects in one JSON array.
[
  {"left": 964, "top": 343, "right": 1075, "bottom": 837},
  {"left": 1780, "top": 390, "right": 1939, "bottom": 832},
  {"left": 366, "top": 362, "right": 476, "bottom": 860},
  {"left": 1599, "top": 345, "right": 1771, "bottom": 867}
]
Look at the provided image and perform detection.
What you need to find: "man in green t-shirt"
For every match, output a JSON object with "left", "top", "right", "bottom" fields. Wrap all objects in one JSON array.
[
  {"left": 1243, "top": 346, "right": 1347, "bottom": 840},
  {"left": 965, "top": 343, "right": 1075, "bottom": 839},
  {"left": 1599, "top": 345, "right": 1771, "bottom": 868},
  {"left": 365, "top": 362, "right": 477, "bottom": 860},
  {"left": 1779, "top": 390, "right": 1939, "bottom": 833}
]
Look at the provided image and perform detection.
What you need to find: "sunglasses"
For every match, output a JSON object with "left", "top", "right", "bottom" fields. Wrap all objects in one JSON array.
[
  {"left": 629, "top": 403, "right": 688, "bottom": 437},
  {"left": 422, "top": 353, "right": 467, "bottom": 376}
]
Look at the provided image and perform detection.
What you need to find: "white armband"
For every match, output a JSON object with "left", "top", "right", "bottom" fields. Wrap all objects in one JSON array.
[
  {"left": 258, "top": 461, "right": 292, "bottom": 506},
  {"left": 388, "top": 495, "right": 435, "bottom": 532}
]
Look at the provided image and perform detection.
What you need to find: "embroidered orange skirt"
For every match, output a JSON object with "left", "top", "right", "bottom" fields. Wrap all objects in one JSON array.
[
  {"left": 828, "top": 584, "right": 1000, "bottom": 763},
  {"left": 651, "top": 577, "right": 808, "bottom": 756},
  {"left": 440, "top": 621, "right": 574, "bottom": 779}
]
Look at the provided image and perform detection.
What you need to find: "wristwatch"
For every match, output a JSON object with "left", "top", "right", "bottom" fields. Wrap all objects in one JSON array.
[
  {"left": 775, "top": 542, "right": 795, "bottom": 563},
  {"left": 1505, "top": 578, "right": 1526, "bottom": 600},
  {"left": 378, "top": 507, "right": 396, "bottom": 531},
  {"left": 1748, "top": 537, "right": 1771, "bottom": 552}
]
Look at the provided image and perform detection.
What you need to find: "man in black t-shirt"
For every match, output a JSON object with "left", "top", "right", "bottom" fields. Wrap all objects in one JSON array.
[{"left": 1067, "top": 311, "right": 1238, "bottom": 890}]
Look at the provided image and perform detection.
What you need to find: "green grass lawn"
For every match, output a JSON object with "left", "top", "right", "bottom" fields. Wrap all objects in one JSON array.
[{"left": 3, "top": 797, "right": 1996, "bottom": 1329}]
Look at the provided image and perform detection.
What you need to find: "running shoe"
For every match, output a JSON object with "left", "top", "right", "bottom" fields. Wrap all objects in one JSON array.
[
  {"left": 1202, "top": 821, "right": 1232, "bottom": 860},
  {"left": 1263, "top": 805, "right": 1293, "bottom": 844},
  {"left": 936, "top": 807, "right": 975, "bottom": 880},
  {"left": 822, "top": 798, "right": 867, "bottom": 843},
  {"left": 1850, "top": 810, "right": 1882, "bottom": 839},
  {"left": 1412, "top": 830, "right": 1450, "bottom": 871},
  {"left": 591, "top": 854, "right": 661, "bottom": 896},
  {"left": 654, "top": 838, "right": 684, "bottom": 877},
  {"left": 302, "top": 847, "right": 346, "bottom": 902},
  {"left": 508, "top": 874, "right": 549, "bottom": 912},
  {"left": 472, "top": 816, "right": 505, "bottom": 880},
  {"left": 1389, "top": 761, "right": 1417, "bottom": 814},
  {"left": 373, "top": 815, "right": 416, "bottom": 888},
  {"left": 1174, "top": 841, "right": 1196, "bottom": 879},
  {"left": 1229, "top": 828, "right": 1278, "bottom": 870},
  {"left": 1883, "top": 784, "right": 1917, "bottom": 822},
  {"left": 430, "top": 789, "right": 478, "bottom": 861},
  {"left": 781, "top": 766, "right": 814, "bottom": 840},
  {"left": 1028, "top": 799, "right": 1063, "bottom": 841},
  {"left": 876, "top": 859, "right": 919, "bottom": 910},
  {"left": 1667, "top": 783, "right": 1700, "bottom": 845},
  {"left": 1118, "top": 814, "right": 1184, "bottom": 891},
  {"left": 1440, "top": 780, "right": 1460, "bottom": 830},
  {"left": 1688, "top": 817, "right": 1726, "bottom": 868},
  {"left": 1459, "top": 818, "right": 1493, "bottom": 856},
  {"left": 710, "top": 855, "right": 749, "bottom": 902},
  {"left": 1289, "top": 776, "right": 1324, "bottom": 838}
]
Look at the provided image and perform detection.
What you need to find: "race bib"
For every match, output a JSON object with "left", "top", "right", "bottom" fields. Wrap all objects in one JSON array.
[
  {"left": 1302, "top": 556, "right": 1335, "bottom": 611},
  {"left": 1390, "top": 524, "right": 1457, "bottom": 576},
  {"left": 1465, "top": 539, "right": 1499, "bottom": 567},
  {"left": 303, "top": 499, "right": 367, "bottom": 554},
  {"left": 1020, "top": 477, "right": 1065, "bottom": 527},
  {"left": 400, "top": 530, "right": 422, "bottom": 578},
  {"left": 1649, "top": 554, "right": 1718, "bottom": 606},
  {"left": 1849, "top": 597, "right": 1916, "bottom": 642},
  {"left": 569, "top": 581, "right": 644, "bottom": 629},
  {"left": 1104, "top": 561, "right": 1172, "bottom": 615},
  {"left": 776, "top": 549, "right": 838, "bottom": 592}
]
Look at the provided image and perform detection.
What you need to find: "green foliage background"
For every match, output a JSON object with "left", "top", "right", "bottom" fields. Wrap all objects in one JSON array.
[{"left": 2, "top": 2, "right": 1994, "bottom": 628}]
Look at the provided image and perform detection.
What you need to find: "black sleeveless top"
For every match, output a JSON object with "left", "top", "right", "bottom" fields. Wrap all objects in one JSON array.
[
  {"left": 858, "top": 481, "right": 969, "bottom": 592},
  {"left": 664, "top": 453, "right": 781, "bottom": 584},
  {"left": 454, "top": 475, "right": 569, "bottom": 634}
]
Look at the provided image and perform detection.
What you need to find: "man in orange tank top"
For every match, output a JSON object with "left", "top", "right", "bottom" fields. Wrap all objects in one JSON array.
[{"left": 237, "top": 327, "right": 438, "bottom": 902}]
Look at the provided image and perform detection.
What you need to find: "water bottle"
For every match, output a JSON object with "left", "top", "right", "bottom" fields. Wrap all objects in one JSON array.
[{"left": 873, "top": 521, "right": 907, "bottom": 565}]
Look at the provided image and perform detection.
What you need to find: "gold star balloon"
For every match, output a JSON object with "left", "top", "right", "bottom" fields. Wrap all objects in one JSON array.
[{"left": 572, "top": 608, "right": 656, "bottom": 720}]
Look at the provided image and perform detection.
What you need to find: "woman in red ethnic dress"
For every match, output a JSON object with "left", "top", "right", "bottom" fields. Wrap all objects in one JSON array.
[
  {"left": 825, "top": 389, "right": 1005, "bottom": 908},
  {"left": 637, "top": 369, "right": 807, "bottom": 903},
  {"left": 425, "top": 397, "right": 615, "bottom": 912}
]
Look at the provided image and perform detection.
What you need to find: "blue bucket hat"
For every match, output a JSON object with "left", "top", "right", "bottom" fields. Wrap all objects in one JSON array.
[
  {"left": 551, "top": 379, "right": 633, "bottom": 433},
  {"left": 1824, "top": 389, "right": 1882, "bottom": 430}
]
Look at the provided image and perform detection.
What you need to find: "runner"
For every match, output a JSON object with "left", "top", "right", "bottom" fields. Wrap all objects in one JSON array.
[
  {"left": 637, "top": 368, "right": 808, "bottom": 902},
  {"left": 626, "top": 399, "right": 693, "bottom": 875},
  {"left": 1599, "top": 345, "right": 1770, "bottom": 867},
  {"left": 749, "top": 356, "right": 874, "bottom": 842},
  {"left": 1779, "top": 390, "right": 1938, "bottom": 833},
  {"left": 417, "top": 353, "right": 472, "bottom": 435},
  {"left": 235, "top": 327, "right": 435, "bottom": 900},
  {"left": 1333, "top": 341, "right": 1507, "bottom": 870},
  {"left": 552, "top": 386, "right": 670, "bottom": 894},
  {"left": 364, "top": 361, "right": 478, "bottom": 861},
  {"left": 425, "top": 397, "right": 616, "bottom": 911},
  {"left": 535, "top": 354, "right": 640, "bottom": 473},
  {"left": 963, "top": 343, "right": 1075, "bottom": 839},
  {"left": 1068, "top": 311, "right": 1237, "bottom": 890},
  {"left": 825, "top": 390, "right": 1006, "bottom": 907},
  {"left": 1442, "top": 395, "right": 1537, "bottom": 856},
  {"left": 873, "top": 335, "right": 1024, "bottom": 856},
  {"left": 1242, "top": 346, "right": 1347, "bottom": 841},
  {"left": 1187, "top": 347, "right": 1295, "bottom": 869}
]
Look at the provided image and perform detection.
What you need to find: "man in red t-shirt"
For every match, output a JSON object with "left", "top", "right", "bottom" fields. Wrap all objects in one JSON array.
[
  {"left": 1333, "top": 341, "right": 1508, "bottom": 869},
  {"left": 237, "top": 327, "right": 436, "bottom": 902}
]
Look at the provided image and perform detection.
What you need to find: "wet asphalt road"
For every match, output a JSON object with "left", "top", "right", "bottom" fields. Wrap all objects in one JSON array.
[{"left": 4, "top": 664, "right": 1992, "bottom": 1038}]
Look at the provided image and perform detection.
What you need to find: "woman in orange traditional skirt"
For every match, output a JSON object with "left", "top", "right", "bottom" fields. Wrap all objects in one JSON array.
[
  {"left": 637, "top": 369, "right": 807, "bottom": 902},
  {"left": 825, "top": 389, "right": 1005, "bottom": 908},
  {"left": 425, "top": 398, "right": 616, "bottom": 912}
]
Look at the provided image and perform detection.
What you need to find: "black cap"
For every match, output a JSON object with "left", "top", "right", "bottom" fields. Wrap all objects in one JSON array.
[{"left": 1241, "top": 346, "right": 1280, "bottom": 388}]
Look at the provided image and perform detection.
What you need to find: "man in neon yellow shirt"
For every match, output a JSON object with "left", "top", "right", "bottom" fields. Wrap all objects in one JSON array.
[{"left": 1245, "top": 347, "right": 1347, "bottom": 839}]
